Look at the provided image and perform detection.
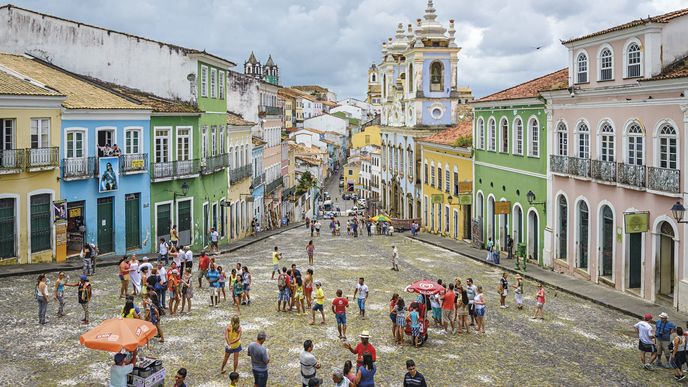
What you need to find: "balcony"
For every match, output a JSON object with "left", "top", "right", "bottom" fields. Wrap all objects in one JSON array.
[
  {"left": 27, "top": 147, "right": 59, "bottom": 171},
  {"left": 62, "top": 157, "right": 96, "bottom": 180},
  {"left": 265, "top": 178, "right": 283, "bottom": 194},
  {"left": 151, "top": 159, "right": 200, "bottom": 182},
  {"left": 259, "top": 105, "right": 284, "bottom": 117},
  {"left": 550, "top": 155, "right": 569, "bottom": 175},
  {"left": 568, "top": 157, "right": 591, "bottom": 178},
  {"left": 0, "top": 149, "right": 24, "bottom": 174},
  {"left": 120, "top": 153, "right": 148, "bottom": 174},
  {"left": 252, "top": 173, "right": 264, "bottom": 188},
  {"left": 591, "top": 160, "right": 616, "bottom": 183},
  {"left": 229, "top": 165, "right": 252, "bottom": 184},
  {"left": 202, "top": 153, "right": 229, "bottom": 175},
  {"left": 617, "top": 163, "right": 646, "bottom": 188},
  {"left": 648, "top": 166, "right": 680, "bottom": 194}
]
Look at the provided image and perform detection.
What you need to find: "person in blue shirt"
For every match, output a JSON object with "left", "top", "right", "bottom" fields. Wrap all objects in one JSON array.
[
  {"left": 409, "top": 305, "right": 420, "bottom": 348},
  {"left": 655, "top": 312, "right": 676, "bottom": 368},
  {"left": 207, "top": 264, "right": 221, "bottom": 307}
]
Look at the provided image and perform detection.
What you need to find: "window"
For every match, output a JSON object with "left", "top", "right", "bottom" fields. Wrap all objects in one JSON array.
[
  {"left": 0, "top": 198, "right": 16, "bottom": 258},
  {"left": 627, "top": 42, "right": 641, "bottom": 78},
  {"left": 219, "top": 71, "right": 225, "bottom": 100},
  {"left": 445, "top": 169, "right": 450, "bottom": 193},
  {"left": 30, "top": 118, "right": 49, "bottom": 148},
  {"left": 408, "top": 63, "right": 414, "bottom": 92},
  {"left": 424, "top": 161, "right": 428, "bottom": 184},
  {"left": 488, "top": 118, "right": 496, "bottom": 151},
  {"left": 528, "top": 118, "right": 539, "bottom": 157},
  {"left": 577, "top": 200, "right": 589, "bottom": 270},
  {"left": 65, "top": 130, "right": 85, "bottom": 158},
  {"left": 659, "top": 123, "right": 677, "bottom": 169},
  {"left": 1, "top": 119, "right": 15, "bottom": 150},
  {"left": 201, "top": 126, "right": 208, "bottom": 159},
  {"left": 477, "top": 118, "right": 485, "bottom": 149},
  {"left": 500, "top": 118, "right": 508, "bottom": 152},
  {"left": 124, "top": 128, "right": 141, "bottom": 154},
  {"left": 177, "top": 128, "right": 191, "bottom": 161},
  {"left": 200, "top": 65, "right": 208, "bottom": 97},
  {"left": 599, "top": 48, "right": 613, "bottom": 81},
  {"left": 626, "top": 123, "right": 643, "bottom": 165},
  {"left": 453, "top": 168, "right": 459, "bottom": 195},
  {"left": 220, "top": 126, "right": 225, "bottom": 154},
  {"left": 437, "top": 165, "right": 442, "bottom": 188},
  {"left": 556, "top": 122, "right": 568, "bottom": 156},
  {"left": 154, "top": 129, "right": 170, "bottom": 163},
  {"left": 557, "top": 195, "right": 567, "bottom": 260},
  {"left": 577, "top": 122, "right": 590, "bottom": 159},
  {"left": 211, "top": 126, "right": 217, "bottom": 156},
  {"left": 430, "top": 162, "right": 435, "bottom": 186},
  {"left": 210, "top": 68, "right": 217, "bottom": 98},
  {"left": 576, "top": 52, "right": 588, "bottom": 83},
  {"left": 430, "top": 61, "right": 444, "bottom": 92},
  {"left": 513, "top": 118, "right": 523, "bottom": 155},
  {"left": 30, "top": 193, "right": 51, "bottom": 252},
  {"left": 599, "top": 122, "right": 614, "bottom": 161}
]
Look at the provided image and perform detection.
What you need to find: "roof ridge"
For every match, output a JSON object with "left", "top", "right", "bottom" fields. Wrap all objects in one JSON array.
[{"left": 476, "top": 68, "right": 567, "bottom": 102}]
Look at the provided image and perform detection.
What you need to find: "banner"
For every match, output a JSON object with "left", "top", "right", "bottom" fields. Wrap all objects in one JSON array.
[
  {"left": 431, "top": 194, "right": 444, "bottom": 204},
  {"left": 495, "top": 201, "right": 511, "bottom": 215},
  {"left": 459, "top": 193, "right": 472, "bottom": 205},
  {"left": 99, "top": 156, "right": 120, "bottom": 192},
  {"left": 52, "top": 200, "right": 67, "bottom": 223},
  {"left": 624, "top": 211, "right": 649, "bottom": 233}
]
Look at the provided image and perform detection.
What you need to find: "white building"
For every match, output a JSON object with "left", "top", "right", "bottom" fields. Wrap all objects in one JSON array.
[{"left": 304, "top": 114, "right": 349, "bottom": 137}]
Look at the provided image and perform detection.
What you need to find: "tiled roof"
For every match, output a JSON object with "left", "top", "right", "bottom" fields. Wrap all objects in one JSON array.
[
  {"left": 563, "top": 8, "right": 688, "bottom": 44},
  {"left": 420, "top": 120, "right": 472, "bottom": 146},
  {"left": 85, "top": 77, "right": 200, "bottom": 113},
  {"left": 322, "top": 101, "right": 338, "bottom": 107},
  {"left": 227, "top": 112, "right": 256, "bottom": 126},
  {"left": 302, "top": 128, "right": 326, "bottom": 134},
  {"left": 296, "top": 156, "right": 321, "bottom": 166},
  {"left": 0, "top": 53, "right": 146, "bottom": 110},
  {"left": 476, "top": 68, "right": 568, "bottom": 102},
  {"left": 252, "top": 136, "right": 267, "bottom": 146},
  {"left": 641, "top": 55, "right": 688, "bottom": 81},
  {"left": 0, "top": 68, "right": 62, "bottom": 96}
]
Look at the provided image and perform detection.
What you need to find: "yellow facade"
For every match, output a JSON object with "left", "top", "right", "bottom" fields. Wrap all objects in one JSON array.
[
  {"left": 0, "top": 105, "right": 64, "bottom": 264},
  {"left": 226, "top": 118, "right": 254, "bottom": 241},
  {"left": 351, "top": 125, "right": 381, "bottom": 149},
  {"left": 344, "top": 161, "right": 360, "bottom": 193},
  {"left": 420, "top": 142, "right": 473, "bottom": 240}
]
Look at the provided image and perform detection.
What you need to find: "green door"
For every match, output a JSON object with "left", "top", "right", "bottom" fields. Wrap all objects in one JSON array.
[
  {"left": 156, "top": 203, "right": 171, "bottom": 243},
  {"left": 125, "top": 193, "right": 140, "bottom": 250},
  {"left": 0, "top": 198, "right": 16, "bottom": 258},
  {"left": 178, "top": 200, "right": 192, "bottom": 246},
  {"left": 97, "top": 197, "right": 114, "bottom": 253},
  {"left": 30, "top": 194, "right": 51, "bottom": 252},
  {"left": 628, "top": 233, "right": 642, "bottom": 288}
]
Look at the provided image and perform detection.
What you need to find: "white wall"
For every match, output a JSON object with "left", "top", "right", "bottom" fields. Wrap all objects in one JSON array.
[
  {"left": 331, "top": 105, "right": 364, "bottom": 121},
  {"left": 227, "top": 71, "right": 260, "bottom": 123},
  {"left": 304, "top": 114, "right": 348, "bottom": 136}
]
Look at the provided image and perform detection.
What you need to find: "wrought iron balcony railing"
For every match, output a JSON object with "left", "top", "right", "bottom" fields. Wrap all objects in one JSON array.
[
  {"left": 62, "top": 157, "right": 96, "bottom": 180},
  {"left": 252, "top": 173, "right": 264, "bottom": 188},
  {"left": 647, "top": 166, "right": 680, "bottom": 194},
  {"left": 550, "top": 155, "right": 569, "bottom": 174},
  {"left": 27, "top": 147, "right": 59, "bottom": 170},
  {"left": 120, "top": 153, "right": 148, "bottom": 174},
  {"left": 265, "top": 178, "right": 283, "bottom": 194},
  {"left": 617, "top": 163, "right": 646, "bottom": 188},
  {"left": 568, "top": 157, "right": 591, "bottom": 178},
  {"left": 591, "top": 160, "right": 616, "bottom": 183},
  {"left": 202, "top": 153, "right": 229, "bottom": 175},
  {"left": 259, "top": 105, "right": 284, "bottom": 116},
  {"left": 229, "top": 164, "right": 252, "bottom": 184},
  {"left": 151, "top": 159, "right": 200, "bottom": 181},
  {"left": 0, "top": 149, "right": 24, "bottom": 173}
]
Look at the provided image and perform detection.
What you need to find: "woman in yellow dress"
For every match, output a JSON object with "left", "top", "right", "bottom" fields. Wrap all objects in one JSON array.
[{"left": 220, "top": 316, "right": 242, "bottom": 374}]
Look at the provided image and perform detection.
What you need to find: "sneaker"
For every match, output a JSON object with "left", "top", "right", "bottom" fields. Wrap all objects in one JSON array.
[
  {"left": 644, "top": 363, "right": 653, "bottom": 370},
  {"left": 500, "top": 305, "right": 507, "bottom": 309},
  {"left": 677, "top": 375, "right": 686, "bottom": 381}
]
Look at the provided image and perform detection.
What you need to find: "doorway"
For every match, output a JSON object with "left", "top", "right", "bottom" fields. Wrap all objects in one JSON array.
[
  {"left": 124, "top": 193, "right": 140, "bottom": 250},
  {"left": 656, "top": 221, "right": 675, "bottom": 299},
  {"left": 453, "top": 209, "right": 458, "bottom": 239},
  {"left": 203, "top": 203, "right": 209, "bottom": 246},
  {"left": 463, "top": 205, "right": 472, "bottom": 239},
  {"left": 178, "top": 200, "right": 192, "bottom": 246},
  {"left": 628, "top": 233, "right": 642, "bottom": 289},
  {"left": 499, "top": 213, "right": 508, "bottom": 252},
  {"left": 577, "top": 201, "right": 589, "bottom": 270},
  {"left": 600, "top": 205, "right": 614, "bottom": 278},
  {"left": 513, "top": 206, "right": 523, "bottom": 245},
  {"left": 97, "top": 196, "right": 114, "bottom": 253},
  {"left": 487, "top": 196, "right": 495, "bottom": 245},
  {"left": 66, "top": 201, "right": 85, "bottom": 256},
  {"left": 528, "top": 210, "right": 538, "bottom": 261},
  {"left": 156, "top": 203, "right": 171, "bottom": 244}
]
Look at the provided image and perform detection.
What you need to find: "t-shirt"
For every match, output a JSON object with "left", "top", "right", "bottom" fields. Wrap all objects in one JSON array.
[
  {"left": 332, "top": 297, "right": 349, "bottom": 314},
  {"left": 403, "top": 371, "right": 428, "bottom": 387},
  {"left": 173, "top": 254, "right": 182, "bottom": 268},
  {"left": 159, "top": 242, "right": 168, "bottom": 255},
  {"left": 184, "top": 250, "right": 193, "bottom": 262},
  {"left": 158, "top": 267, "right": 167, "bottom": 284},
  {"left": 536, "top": 288, "right": 546, "bottom": 304},
  {"left": 139, "top": 262, "right": 153, "bottom": 274},
  {"left": 207, "top": 270, "right": 220, "bottom": 288},
  {"left": 315, "top": 288, "right": 325, "bottom": 305},
  {"left": 210, "top": 231, "right": 219, "bottom": 242},
  {"left": 356, "top": 283, "right": 369, "bottom": 300},
  {"left": 77, "top": 282, "right": 91, "bottom": 304},
  {"left": 272, "top": 251, "right": 280, "bottom": 264},
  {"left": 656, "top": 320, "right": 677, "bottom": 341},
  {"left": 199, "top": 255, "right": 210, "bottom": 270},
  {"left": 247, "top": 342, "right": 269, "bottom": 372},
  {"left": 466, "top": 285, "right": 477, "bottom": 304},
  {"left": 109, "top": 363, "right": 133, "bottom": 387},
  {"left": 354, "top": 343, "right": 377, "bottom": 366},
  {"left": 410, "top": 310, "right": 419, "bottom": 328},
  {"left": 299, "top": 350, "right": 318, "bottom": 385},
  {"left": 430, "top": 294, "right": 440, "bottom": 309},
  {"left": 441, "top": 291, "right": 455, "bottom": 310},
  {"left": 635, "top": 321, "right": 654, "bottom": 344}
]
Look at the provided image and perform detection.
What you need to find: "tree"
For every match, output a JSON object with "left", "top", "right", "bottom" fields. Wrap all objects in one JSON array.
[{"left": 296, "top": 171, "right": 317, "bottom": 196}]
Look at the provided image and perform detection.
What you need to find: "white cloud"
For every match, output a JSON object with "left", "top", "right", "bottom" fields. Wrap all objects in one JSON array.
[{"left": 7, "top": 0, "right": 688, "bottom": 99}]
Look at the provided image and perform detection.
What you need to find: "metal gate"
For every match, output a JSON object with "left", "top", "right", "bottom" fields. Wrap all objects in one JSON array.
[
  {"left": 156, "top": 203, "right": 171, "bottom": 244},
  {"left": 0, "top": 198, "right": 16, "bottom": 258},
  {"left": 97, "top": 196, "right": 114, "bottom": 253},
  {"left": 125, "top": 193, "right": 140, "bottom": 250}
]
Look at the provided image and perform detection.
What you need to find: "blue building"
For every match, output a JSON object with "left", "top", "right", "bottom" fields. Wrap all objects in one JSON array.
[{"left": 251, "top": 137, "right": 266, "bottom": 229}]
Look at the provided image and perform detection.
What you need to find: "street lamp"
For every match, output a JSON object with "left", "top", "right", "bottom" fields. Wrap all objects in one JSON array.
[
  {"left": 168, "top": 181, "right": 190, "bottom": 203},
  {"left": 526, "top": 190, "right": 546, "bottom": 213},
  {"left": 671, "top": 201, "right": 688, "bottom": 223}
]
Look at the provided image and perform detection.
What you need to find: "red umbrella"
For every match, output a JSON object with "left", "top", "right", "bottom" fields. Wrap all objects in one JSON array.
[{"left": 405, "top": 280, "right": 444, "bottom": 295}]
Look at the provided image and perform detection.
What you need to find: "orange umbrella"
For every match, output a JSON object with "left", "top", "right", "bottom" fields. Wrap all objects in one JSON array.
[{"left": 80, "top": 318, "right": 158, "bottom": 352}]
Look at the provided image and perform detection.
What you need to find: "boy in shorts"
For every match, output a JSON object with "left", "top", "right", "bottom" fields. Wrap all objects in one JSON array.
[
  {"left": 331, "top": 289, "right": 349, "bottom": 339},
  {"left": 271, "top": 246, "right": 282, "bottom": 280}
]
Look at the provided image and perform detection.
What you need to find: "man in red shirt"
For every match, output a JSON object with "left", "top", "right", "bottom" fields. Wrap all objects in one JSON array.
[
  {"left": 344, "top": 331, "right": 376, "bottom": 368},
  {"left": 440, "top": 283, "right": 456, "bottom": 333},
  {"left": 331, "top": 289, "right": 349, "bottom": 339},
  {"left": 198, "top": 251, "right": 210, "bottom": 289}
]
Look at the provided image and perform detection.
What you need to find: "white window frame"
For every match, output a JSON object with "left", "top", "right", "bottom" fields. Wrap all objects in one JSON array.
[
  {"left": 499, "top": 117, "right": 509, "bottom": 153},
  {"left": 176, "top": 126, "right": 192, "bottom": 161},
  {"left": 154, "top": 127, "right": 171, "bottom": 163},
  {"left": 1, "top": 118, "right": 15, "bottom": 150},
  {"left": 219, "top": 71, "right": 225, "bottom": 100},
  {"left": 512, "top": 117, "right": 523, "bottom": 155},
  {"left": 219, "top": 125, "right": 225, "bottom": 154},
  {"left": 30, "top": 118, "right": 50, "bottom": 148},
  {"left": 655, "top": 120, "right": 679, "bottom": 170},
  {"left": 124, "top": 127, "right": 143, "bottom": 154},
  {"left": 598, "top": 120, "right": 615, "bottom": 162},
  {"left": 210, "top": 68, "right": 217, "bottom": 99},
  {"left": 527, "top": 116, "right": 540, "bottom": 157},
  {"left": 201, "top": 125, "right": 208, "bottom": 160},
  {"left": 575, "top": 50, "right": 589, "bottom": 84},
  {"left": 211, "top": 125, "right": 217, "bottom": 156},
  {"left": 476, "top": 118, "right": 484, "bottom": 149},
  {"left": 200, "top": 65, "right": 208, "bottom": 97},
  {"left": 624, "top": 120, "right": 643, "bottom": 166},
  {"left": 487, "top": 117, "right": 496, "bottom": 151},
  {"left": 623, "top": 38, "right": 643, "bottom": 78},
  {"left": 64, "top": 128, "right": 87, "bottom": 159},
  {"left": 576, "top": 121, "right": 590, "bottom": 159},
  {"left": 598, "top": 45, "right": 614, "bottom": 81}
]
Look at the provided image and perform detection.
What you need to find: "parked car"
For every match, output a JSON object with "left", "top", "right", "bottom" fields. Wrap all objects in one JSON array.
[
  {"left": 357, "top": 199, "right": 367, "bottom": 207},
  {"left": 342, "top": 193, "right": 352, "bottom": 200},
  {"left": 346, "top": 206, "right": 365, "bottom": 216},
  {"left": 323, "top": 211, "right": 335, "bottom": 219}
]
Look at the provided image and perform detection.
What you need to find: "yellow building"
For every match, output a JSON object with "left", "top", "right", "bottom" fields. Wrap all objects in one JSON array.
[
  {"left": 419, "top": 121, "right": 473, "bottom": 240},
  {"left": 278, "top": 88, "right": 297, "bottom": 130},
  {"left": 0, "top": 70, "right": 66, "bottom": 264},
  {"left": 344, "top": 160, "right": 361, "bottom": 194},
  {"left": 226, "top": 112, "right": 255, "bottom": 241},
  {"left": 351, "top": 125, "right": 381, "bottom": 149}
]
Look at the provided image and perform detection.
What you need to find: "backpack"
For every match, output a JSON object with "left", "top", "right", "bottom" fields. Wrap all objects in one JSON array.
[{"left": 278, "top": 274, "right": 287, "bottom": 290}]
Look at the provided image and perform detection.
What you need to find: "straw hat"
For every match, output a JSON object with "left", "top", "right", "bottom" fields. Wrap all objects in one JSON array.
[{"left": 359, "top": 330, "right": 371, "bottom": 339}]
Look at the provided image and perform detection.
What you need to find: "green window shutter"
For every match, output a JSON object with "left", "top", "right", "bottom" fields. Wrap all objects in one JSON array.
[
  {"left": 30, "top": 194, "right": 51, "bottom": 252},
  {"left": 0, "top": 198, "right": 16, "bottom": 258}
]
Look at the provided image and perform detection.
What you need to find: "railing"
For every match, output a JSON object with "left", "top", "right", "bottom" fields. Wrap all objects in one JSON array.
[
  {"left": 252, "top": 173, "right": 264, "bottom": 188},
  {"left": 568, "top": 157, "right": 591, "bottom": 178},
  {"left": 151, "top": 161, "right": 175, "bottom": 180},
  {"left": 62, "top": 157, "right": 96, "bottom": 180},
  {"left": 0, "top": 149, "right": 24, "bottom": 172},
  {"left": 176, "top": 159, "right": 200, "bottom": 177},
  {"left": 648, "top": 167, "right": 680, "bottom": 194},
  {"left": 550, "top": 155, "right": 569, "bottom": 174},
  {"left": 591, "top": 160, "right": 616, "bottom": 183},
  {"left": 151, "top": 159, "right": 200, "bottom": 181},
  {"left": 617, "top": 163, "right": 646, "bottom": 188},
  {"left": 27, "top": 147, "right": 59, "bottom": 169},
  {"left": 229, "top": 164, "right": 252, "bottom": 183},
  {"left": 120, "top": 153, "right": 148, "bottom": 174},
  {"left": 265, "top": 178, "right": 283, "bottom": 194},
  {"left": 259, "top": 105, "right": 284, "bottom": 116},
  {"left": 202, "top": 153, "right": 229, "bottom": 174}
]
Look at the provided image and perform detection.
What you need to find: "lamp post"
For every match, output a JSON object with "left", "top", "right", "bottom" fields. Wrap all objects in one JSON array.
[
  {"left": 526, "top": 190, "right": 546, "bottom": 213},
  {"left": 671, "top": 201, "right": 688, "bottom": 223},
  {"left": 169, "top": 181, "right": 190, "bottom": 204}
]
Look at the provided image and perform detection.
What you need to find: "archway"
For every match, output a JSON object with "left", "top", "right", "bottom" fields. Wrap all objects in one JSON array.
[
  {"left": 577, "top": 201, "right": 589, "bottom": 270},
  {"left": 557, "top": 195, "right": 568, "bottom": 260},
  {"left": 487, "top": 196, "right": 495, "bottom": 246},
  {"left": 528, "top": 210, "right": 539, "bottom": 261},
  {"left": 600, "top": 205, "right": 614, "bottom": 278},
  {"left": 656, "top": 221, "right": 676, "bottom": 299},
  {"left": 513, "top": 205, "right": 523, "bottom": 245}
]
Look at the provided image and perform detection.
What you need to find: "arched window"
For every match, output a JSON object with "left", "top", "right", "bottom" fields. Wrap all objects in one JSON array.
[
  {"left": 658, "top": 123, "right": 678, "bottom": 169},
  {"left": 513, "top": 117, "right": 523, "bottom": 155},
  {"left": 382, "top": 74, "right": 386, "bottom": 99},
  {"left": 528, "top": 118, "right": 539, "bottom": 157},
  {"left": 371, "top": 73, "right": 377, "bottom": 83},
  {"left": 488, "top": 118, "right": 496, "bottom": 151},
  {"left": 627, "top": 42, "right": 641, "bottom": 78},
  {"left": 556, "top": 122, "right": 568, "bottom": 156},
  {"left": 408, "top": 63, "right": 414, "bottom": 92},
  {"left": 477, "top": 118, "right": 485, "bottom": 149},
  {"left": 437, "top": 163, "right": 442, "bottom": 189},
  {"left": 557, "top": 195, "right": 567, "bottom": 260},
  {"left": 626, "top": 122, "right": 643, "bottom": 165},
  {"left": 599, "top": 47, "right": 613, "bottom": 81},
  {"left": 500, "top": 118, "right": 509, "bottom": 152},
  {"left": 430, "top": 61, "right": 444, "bottom": 92},
  {"left": 576, "top": 122, "right": 590, "bottom": 159},
  {"left": 599, "top": 122, "right": 615, "bottom": 161},
  {"left": 577, "top": 201, "right": 589, "bottom": 269},
  {"left": 576, "top": 52, "right": 588, "bottom": 83}
]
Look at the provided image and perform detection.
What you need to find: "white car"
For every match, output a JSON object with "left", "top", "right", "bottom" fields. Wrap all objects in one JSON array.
[
  {"left": 357, "top": 199, "right": 367, "bottom": 207},
  {"left": 345, "top": 206, "right": 365, "bottom": 216}
]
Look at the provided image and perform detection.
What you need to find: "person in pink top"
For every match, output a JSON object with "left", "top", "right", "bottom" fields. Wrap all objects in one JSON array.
[{"left": 532, "top": 283, "right": 546, "bottom": 320}]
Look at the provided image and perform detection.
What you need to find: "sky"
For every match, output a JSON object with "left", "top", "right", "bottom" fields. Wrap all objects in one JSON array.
[{"left": 7, "top": 0, "right": 688, "bottom": 100}]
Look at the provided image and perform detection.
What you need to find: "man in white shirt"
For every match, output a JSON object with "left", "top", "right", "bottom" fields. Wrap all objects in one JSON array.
[
  {"left": 109, "top": 351, "right": 136, "bottom": 387},
  {"left": 159, "top": 238, "right": 169, "bottom": 265},
  {"left": 353, "top": 277, "right": 369, "bottom": 319},
  {"left": 139, "top": 257, "right": 153, "bottom": 275},
  {"left": 634, "top": 313, "right": 657, "bottom": 369},
  {"left": 300, "top": 340, "right": 320, "bottom": 386},
  {"left": 183, "top": 246, "right": 193, "bottom": 273}
]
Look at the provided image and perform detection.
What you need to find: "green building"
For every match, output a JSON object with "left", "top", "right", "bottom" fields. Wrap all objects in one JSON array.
[{"left": 472, "top": 69, "right": 567, "bottom": 265}]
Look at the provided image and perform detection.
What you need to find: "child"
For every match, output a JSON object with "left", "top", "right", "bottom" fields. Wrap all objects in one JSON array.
[
  {"left": 144, "top": 294, "right": 163, "bottom": 343},
  {"left": 532, "top": 283, "right": 545, "bottom": 320},
  {"left": 229, "top": 371, "right": 240, "bottom": 387},
  {"left": 395, "top": 298, "right": 406, "bottom": 345},
  {"left": 512, "top": 275, "right": 524, "bottom": 309},
  {"left": 218, "top": 266, "right": 227, "bottom": 302},
  {"left": 409, "top": 303, "right": 420, "bottom": 347},
  {"left": 295, "top": 278, "right": 306, "bottom": 314},
  {"left": 430, "top": 292, "right": 441, "bottom": 327},
  {"left": 233, "top": 275, "right": 243, "bottom": 315}
]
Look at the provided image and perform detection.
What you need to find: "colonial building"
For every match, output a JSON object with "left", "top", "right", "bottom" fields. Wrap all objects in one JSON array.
[{"left": 367, "top": 64, "right": 381, "bottom": 113}]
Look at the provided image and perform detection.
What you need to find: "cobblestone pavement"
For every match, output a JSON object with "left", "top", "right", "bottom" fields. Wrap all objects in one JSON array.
[{"left": 0, "top": 226, "right": 676, "bottom": 386}]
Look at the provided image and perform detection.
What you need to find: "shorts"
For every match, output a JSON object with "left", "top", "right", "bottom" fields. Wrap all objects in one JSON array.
[
  {"left": 278, "top": 288, "right": 290, "bottom": 302},
  {"left": 312, "top": 303, "right": 324, "bottom": 311},
  {"left": 211, "top": 241, "right": 218, "bottom": 248},
  {"left": 185, "top": 261, "right": 193, "bottom": 270},
  {"left": 475, "top": 307, "right": 486, "bottom": 317},
  {"left": 441, "top": 309, "right": 454, "bottom": 322},
  {"left": 468, "top": 303, "right": 476, "bottom": 316},
  {"left": 225, "top": 344, "right": 242, "bottom": 354},
  {"left": 357, "top": 298, "right": 366, "bottom": 311},
  {"left": 198, "top": 270, "right": 208, "bottom": 279},
  {"left": 390, "top": 313, "right": 396, "bottom": 323},
  {"left": 273, "top": 264, "right": 280, "bottom": 273},
  {"left": 212, "top": 287, "right": 221, "bottom": 297},
  {"left": 336, "top": 313, "right": 347, "bottom": 325},
  {"left": 502, "top": 289, "right": 508, "bottom": 297},
  {"left": 456, "top": 308, "right": 468, "bottom": 317},
  {"left": 638, "top": 341, "right": 656, "bottom": 353},
  {"left": 432, "top": 306, "right": 442, "bottom": 320},
  {"left": 244, "top": 284, "right": 250, "bottom": 292},
  {"left": 672, "top": 351, "right": 687, "bottom": 369},
  {"left": 252, "top": 369, "right": 268, "bottom": 387},
  {"left": 411, "top": 326, "right": 420, "bottom": 337},
  {"left": 219, "top": 282, "right": 225, "bottom": 288},
  {"left": 396, "top": 314, "right": 406, "bottom": 327},
  {"left": 536, "top": 302, "right": 544, "bottom": 309}
]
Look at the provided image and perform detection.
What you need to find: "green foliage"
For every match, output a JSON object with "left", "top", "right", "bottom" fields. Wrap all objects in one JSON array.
[
  {"left": 454, "top": 135, "right": 473, "bottom": 148},
  {"left": 296, "top": 171, "right": 317, "bottom": 196}
]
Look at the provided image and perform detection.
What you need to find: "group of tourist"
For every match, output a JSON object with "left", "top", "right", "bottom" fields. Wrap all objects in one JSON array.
[{"left": 634, "top": 312, "right": 688, "bottom": 382}]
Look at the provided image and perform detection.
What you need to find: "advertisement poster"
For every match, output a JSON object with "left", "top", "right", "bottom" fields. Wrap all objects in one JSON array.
[
  {"left": 99, "top": 156, "right": 120, "bottom": 192},
  {"left": 53, "top": 200, "right": 67, "bottom": 223}
]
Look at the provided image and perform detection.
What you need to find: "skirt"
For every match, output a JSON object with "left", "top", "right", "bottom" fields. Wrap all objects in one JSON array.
[{"left": 396, "top": 314, "right": 406, "bottom": 327}]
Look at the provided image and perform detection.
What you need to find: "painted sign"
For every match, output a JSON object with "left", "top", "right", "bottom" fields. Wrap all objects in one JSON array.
[
  {"left": 459, "top": 181, "right": 473, "bottom": 193},
  {"left": 624, "top": 211, "right": 649, "bottom": 233},
  {"left": 459, "top": 193, "right": 472, "bottom": 205},
  {"left": 431, "top": 194, "right": 444, "bottom": 204},
  {"left": 495, "top": 201, "right": 511, "bottom": 215},
  {"left": 98, "top": 157, "right": 120, "bottom": 192}
]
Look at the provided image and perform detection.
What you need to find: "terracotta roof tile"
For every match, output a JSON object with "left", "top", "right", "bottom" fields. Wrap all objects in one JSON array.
[
  {"left": 641, "top": 55, "right": 688, "bottom": 81},
  {"left": 476, "top": 68, "right": 568, "bottom": 102},
  {"left": 252, "top": 136, "right": 267, "bottom": 146},
  {"left": 0, "top": 69, "right": 62, "bottom": 96},
  {"left": 420, "top": 120, "right": 472, "bottom": 146},
  {"left": 227, "top": 112, "right": 256, "bottom": 126},
  {"left": 563, "top": 8, "right": 688, "bottom": 44}
]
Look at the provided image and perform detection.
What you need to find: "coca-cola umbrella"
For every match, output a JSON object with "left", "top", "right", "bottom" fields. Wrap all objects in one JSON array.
[{"left": 405, "top": 280, "right": 444, "bottom": 295}]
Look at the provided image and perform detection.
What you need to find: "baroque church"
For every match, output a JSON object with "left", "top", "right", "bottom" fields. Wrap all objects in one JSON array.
[{"left": 244, "top": 52, "right": 279, "bottom": 86}]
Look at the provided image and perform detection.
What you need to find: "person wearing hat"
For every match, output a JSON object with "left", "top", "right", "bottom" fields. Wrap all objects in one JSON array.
[
  {"left": 310, "top": 280, "right": 326, "bottom": 325},
  {"left": 512, "top": 275, "right": 524, "bottom": 310},
  {"left": 343, "top": 331, "right": 377, "bottom": 368},
  {"left": 634, "top": 313, "right": 658, "bottom": 369},
  {"left": 65, "top": 274, "right": 92, "bottom": 324},
  {"left": 109, "top": 350, "right": 137, "bottom": 387},
  {"left": 655, "top": 312, "right": 676, "bottom": 368}
]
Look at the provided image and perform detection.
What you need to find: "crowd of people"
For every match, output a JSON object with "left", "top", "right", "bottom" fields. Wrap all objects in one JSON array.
[{"left": 634, "top": 312, "right": 688, "bottom": 382}]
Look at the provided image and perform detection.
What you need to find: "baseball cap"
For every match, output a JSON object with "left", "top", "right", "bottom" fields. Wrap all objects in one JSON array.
[
  {"left": 644, "top": 313, "right": 653, "bottom": 320},
  {"left": 79, "top": 274, "right": 88, "bottom": 281},
  {"left": 114, "top": 353, "right": 126, "bottom": 364},
  {"left": 315, "top": 280, "right": 322, "bottom": 286}
]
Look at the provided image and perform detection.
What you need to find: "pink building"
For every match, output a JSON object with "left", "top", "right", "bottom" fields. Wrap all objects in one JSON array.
[{"left": 543, "top": 8, "right": 688, "bottom": 310}]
